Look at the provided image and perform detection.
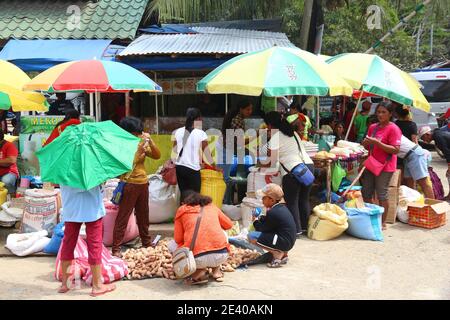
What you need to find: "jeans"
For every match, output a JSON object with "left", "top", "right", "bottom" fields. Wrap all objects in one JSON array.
[{"left": 1, "top": 173, "right": 17, "bottom": 194}]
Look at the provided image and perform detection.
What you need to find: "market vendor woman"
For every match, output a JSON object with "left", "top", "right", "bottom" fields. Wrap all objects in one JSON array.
[
  {"left": 361, "top": 102, "right": 401, "bottom": 230},
  {"left": 112, "top": 117, "right": 161, "bottom": 257}
]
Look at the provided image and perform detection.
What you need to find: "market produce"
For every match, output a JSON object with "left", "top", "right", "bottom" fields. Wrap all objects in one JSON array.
[
  {"left": 123, "top": 240, "right": 262, "bottom": 280},
  {"left": 220, "top": 245, "right": 261, "bottom": 272},
  {"left": 122, "top": 239, "right": 176, "bottom": 280}
]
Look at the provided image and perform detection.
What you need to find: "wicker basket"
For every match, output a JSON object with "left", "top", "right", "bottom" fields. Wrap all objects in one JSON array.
[{"left": 408, "top": 199, "right": 448, "bottom": 229}]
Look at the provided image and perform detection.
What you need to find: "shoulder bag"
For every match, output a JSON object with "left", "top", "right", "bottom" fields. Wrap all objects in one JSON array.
[
  {"left": 172, "top": 206, "right": 204, "bottom": 279},
  {"left": 111, "top": 163, "right": 136, "bottom": 205},
  {"left": 280, "top": 133, "right": 315, "bottom": 186},
  {"left": 364, "top": 125, "right": 392, "bottom": 176},
  {"left": 161, "top": 129, "right": 190, "bottom": 185}
]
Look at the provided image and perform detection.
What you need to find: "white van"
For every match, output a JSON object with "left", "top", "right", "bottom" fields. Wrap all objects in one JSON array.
[{"left": 410, "top": 69, "right": 450, "bottom": 129}]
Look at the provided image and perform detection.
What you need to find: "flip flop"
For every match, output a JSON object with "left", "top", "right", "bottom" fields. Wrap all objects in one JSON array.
[
  {"left": 90, "top": 284, "right": 116, "bottom": 297},
  {"left": 280, "top": 254, "right": 289, "bottom": 265},
  {"left": 184, "top": 277, "right": 209, "bottom": 286},
  {"left": 267, "top": 259, "right": 283, "bottom": 268}
]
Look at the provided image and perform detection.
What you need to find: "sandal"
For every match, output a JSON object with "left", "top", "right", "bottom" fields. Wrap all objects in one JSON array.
[
  {"left": 184, "top": 276, "right": 209, "bottom": 286},
  {"left": 267, "top": 259, "right": 283, "bottom": 268},
  {"left": 280, "top": 254, "right": 289, "bottom": 265}
]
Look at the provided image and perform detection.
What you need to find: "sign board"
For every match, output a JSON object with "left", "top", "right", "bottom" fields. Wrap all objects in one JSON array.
[{"left": 18, "top": 115, "right": 94, "bottom": 176}]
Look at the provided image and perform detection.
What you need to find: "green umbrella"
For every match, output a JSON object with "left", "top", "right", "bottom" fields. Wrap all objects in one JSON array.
[{"left": 36, "top": 121, "right": 140, "bottom": 190}]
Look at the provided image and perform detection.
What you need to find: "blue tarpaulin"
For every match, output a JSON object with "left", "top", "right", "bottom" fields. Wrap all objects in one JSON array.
[
  {"left": 0, "top": 39, "right": 123, "bottom": 71},
  {"left": 118, "top": 55, "right": 234, "bottom": 71},
  {"left": 139, "top": 24, "right": 197, "bottom": 34}
]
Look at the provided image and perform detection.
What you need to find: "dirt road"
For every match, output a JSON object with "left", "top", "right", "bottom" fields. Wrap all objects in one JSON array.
[{"left": 0, "top": 153, "right": 449, "bottom": 300}]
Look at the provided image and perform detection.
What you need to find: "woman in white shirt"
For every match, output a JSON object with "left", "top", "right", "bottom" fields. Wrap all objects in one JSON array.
[
  {"left": 262, "top": 112, "right": 314, "bottom": 237},
  {"left": 398, "top": 135, "right": 434, "bottom": 199},
  {"left": 173, "top": 108, "right": 212, "bottom": 196}
]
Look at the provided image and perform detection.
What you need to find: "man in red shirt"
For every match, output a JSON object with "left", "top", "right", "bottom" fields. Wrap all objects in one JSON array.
[{"left": 0, "top": 131, "right": 19, "bottom": 193}]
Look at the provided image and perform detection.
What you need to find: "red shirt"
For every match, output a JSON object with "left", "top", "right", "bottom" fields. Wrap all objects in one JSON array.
[
  {"left": 44, "top": 119, "right": 81, "bottom": 147},
  {"left": 366, "top": 123, "right": 402, "bottom": 172},
  {"left": 0, "top": 141, "right": 19, "bottom": 177}
]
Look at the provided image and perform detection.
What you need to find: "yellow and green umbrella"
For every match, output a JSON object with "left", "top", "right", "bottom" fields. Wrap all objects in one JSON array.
[
  {"left": 326, "top": 53, "right": 430, "bottom": 112},
  {"left": 0, "top": 60, "right": 49, "bottom": 111},
  {"left": 197, "top": 47, "right": 353, "bottom": 97}
]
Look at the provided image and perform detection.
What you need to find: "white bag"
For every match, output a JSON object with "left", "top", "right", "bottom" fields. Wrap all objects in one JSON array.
[
  {"left": 148, "top": 174, "right": 178, "bottom": 223},
  {"left": 240, "top": 197, "right": 264, "bottom": 229},
  {"left": 247, "top": 166, "right": 282, "bottom": 195},
  {"left": 397, "top": 186, "right": 424, "bottom": 223},
  {"left": 5, "top": 230, "right": 51, "bottom": 256},
  {"left": 2, "top": 202, "right": 24, "bottom": 220}
]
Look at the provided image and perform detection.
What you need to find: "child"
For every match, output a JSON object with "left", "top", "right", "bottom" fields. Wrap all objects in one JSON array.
[
  {"left": 247, "top": 184, "right": 297, "bottom": 268},
  {"left": 333, "top": 121, "right": 345, "bottom": 146}
]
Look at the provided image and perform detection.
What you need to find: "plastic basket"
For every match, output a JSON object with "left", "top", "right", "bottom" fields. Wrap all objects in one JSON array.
[{"left": 408, "top": 206, "right": 447, "bottom": 229}]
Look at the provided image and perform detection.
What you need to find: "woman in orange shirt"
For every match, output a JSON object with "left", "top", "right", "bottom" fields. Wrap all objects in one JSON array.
[{"left": 174, "top": 191, "right": 233, "bottom": 285}]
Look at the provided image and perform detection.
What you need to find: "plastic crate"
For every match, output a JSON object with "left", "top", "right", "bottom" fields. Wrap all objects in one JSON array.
[{"left": 408, "top": 199, "right": 448, "bottom": 229}]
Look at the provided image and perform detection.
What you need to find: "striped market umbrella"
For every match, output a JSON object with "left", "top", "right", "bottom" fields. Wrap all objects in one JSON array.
[
  {"left": 197, "top": 47, "right": 353, "bottom": 97},
  {"left": 23, "top": 60, "right": 162, "bottom": 93},
  {"left": 326, "top": 53, "right": 430, "bottom": 112},
  {"left": 0, "top": 60, "right": 48, "bottom": 111}
]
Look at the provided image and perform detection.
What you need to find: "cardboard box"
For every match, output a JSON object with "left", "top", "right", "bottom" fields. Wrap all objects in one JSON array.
[
  {"left": 385, "top": 169, "right": 401, "bottom": 224},
  {"left": 407, "top": 199, "right": 449, "bottom": 229}
]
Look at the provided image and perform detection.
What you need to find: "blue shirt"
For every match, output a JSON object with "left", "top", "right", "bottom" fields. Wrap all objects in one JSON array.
[{"left": 60, "top": 185, "right": 105, "bottom": 223}]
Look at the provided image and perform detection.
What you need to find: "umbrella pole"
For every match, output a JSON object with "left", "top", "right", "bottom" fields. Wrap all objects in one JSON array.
[
  {"left": 316, "top": 98, "right": 320, "bottom": 130},
  {"left": 225, "top": 94, "right": 228, "bottom": 113},
  {"left": 89, "top": 93, "right": 94, "bottom": 118},
  {"left": 125, "top": 92, "right": 130, "bottom": 116},
  {"left": 344, "top": 90, "right": 363, "bottom": 141}
]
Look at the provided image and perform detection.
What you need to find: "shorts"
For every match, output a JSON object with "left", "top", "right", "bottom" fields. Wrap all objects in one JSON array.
[
  {"left": 360, "top": 170, "right": 393, "bottom": 201},
  {"left": 404, "top": 147, "right": 428, "bottom": 181},
  {"left": 195, "top": 252, "right": 229, "bottom": 269}
]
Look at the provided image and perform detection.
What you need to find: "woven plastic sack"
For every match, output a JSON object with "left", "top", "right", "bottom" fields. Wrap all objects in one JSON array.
[
  {"left": 308, "top": 203, "right": 348, "bottom": 240},
  {"left": 102, "top": 200, "right": 139, "bottom": 246},
  {"left": 344, "top": 203, "right": 384, "bottom": 241},
  {"left": 55, "top": 236, "right": 128, "bottom": 286},
  {"left": 200, "top": 169, "right": 226, "bottom": 208}
]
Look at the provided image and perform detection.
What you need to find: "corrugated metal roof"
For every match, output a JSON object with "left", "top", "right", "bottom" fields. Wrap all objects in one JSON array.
[{"left": 119, "top": 27, "right": 295, "bottom": 56}]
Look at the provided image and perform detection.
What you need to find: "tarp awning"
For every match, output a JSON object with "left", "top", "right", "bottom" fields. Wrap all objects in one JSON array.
[{"left": 0, "top": 39, "right": 125, "bottom": 71}]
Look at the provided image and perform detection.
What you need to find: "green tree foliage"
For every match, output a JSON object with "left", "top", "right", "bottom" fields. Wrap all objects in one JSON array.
[{"left": 147, "top": 0, "right": 449, "bottom": 70}]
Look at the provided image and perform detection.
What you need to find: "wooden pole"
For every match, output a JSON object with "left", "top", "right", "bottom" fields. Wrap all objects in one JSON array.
[
  {"left": 154, "top": 72, "right": 159, "bottom": 134},
  {"left": 344, "top": 90, "right": 364, "bottom": 141},
  {"left": 326, "top": 160, "right": 332, "bottom": 203},
  {"left": 125, "top": 92, "right": 130, "bottom": 116}
]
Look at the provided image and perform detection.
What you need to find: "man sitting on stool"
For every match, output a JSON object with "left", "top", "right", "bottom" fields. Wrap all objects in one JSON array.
[{"left": 0, "top": 131, "right": 19, "bottom": 194}]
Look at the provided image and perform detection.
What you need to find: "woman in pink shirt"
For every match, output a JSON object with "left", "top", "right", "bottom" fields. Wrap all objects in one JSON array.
[{"left": 361, "top": 102, "right": 401, "bottom": 230}]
